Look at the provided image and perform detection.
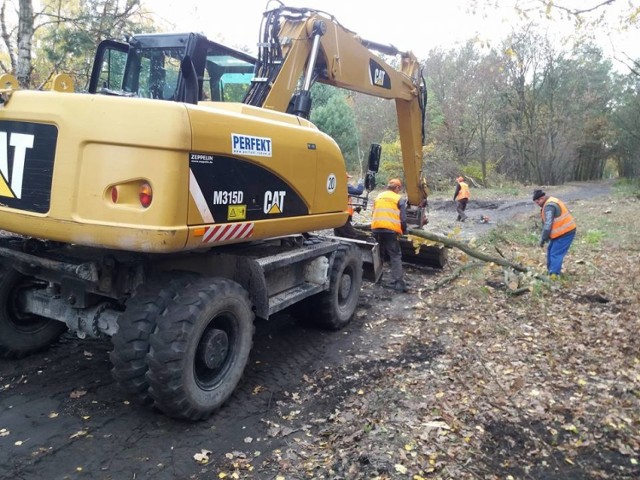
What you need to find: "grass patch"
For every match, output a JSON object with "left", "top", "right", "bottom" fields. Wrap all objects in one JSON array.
[
  {"left": 581, "top": 229, "right": 606, "bottom": 246},
  {"left": 480, "top": 222, "right": 537, "bottom": 247},
  {"left": 613, "top": 178, "right": 640, "bottom": 197}
]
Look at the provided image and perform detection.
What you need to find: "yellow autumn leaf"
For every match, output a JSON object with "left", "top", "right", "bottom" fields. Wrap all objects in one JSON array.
[
  {"left": 193, "top": 449, "right": 211, "bottom": 465},
  {"left": 394, "top": 464, "right": 408, "bottom": 474}
]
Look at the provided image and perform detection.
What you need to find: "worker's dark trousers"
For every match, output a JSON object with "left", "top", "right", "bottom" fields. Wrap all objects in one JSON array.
[
  {"left": 373, "top": 231, "right": 404, "bottom": 284},
  {"left": 547, "top": 230, "right": 576, "bottom": 275},
  {"left": 456, "top": 199, "right": 468, "bottom": 221}
]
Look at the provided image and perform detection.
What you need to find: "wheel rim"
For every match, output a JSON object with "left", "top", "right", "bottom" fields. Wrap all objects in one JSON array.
[
  {"left": 197, "top": 328, "right": 229, "bottom": 370},
  {"left": 194, "top": 313, "right": 236, "bottom": 390},
  {"left": 338, "top": 267, "right": 353, "bottom": 307}
]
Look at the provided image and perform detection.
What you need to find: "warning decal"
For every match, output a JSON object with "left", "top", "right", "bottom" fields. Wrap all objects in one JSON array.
[
  {"left": 228, "top": 205, "right": 247, "bottom": 220},
  {"left": 202, "top": 222, "right": 254, "bottom": 244}
]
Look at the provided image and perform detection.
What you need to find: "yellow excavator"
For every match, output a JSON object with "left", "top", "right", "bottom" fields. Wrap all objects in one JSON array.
[{"left": 0, "top": 4, "right": 442, "bottom": 420}]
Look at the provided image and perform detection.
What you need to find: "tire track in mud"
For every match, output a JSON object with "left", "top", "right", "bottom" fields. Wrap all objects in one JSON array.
[{"left": 0, "top": 307, "right": 376, "bottom": 480}]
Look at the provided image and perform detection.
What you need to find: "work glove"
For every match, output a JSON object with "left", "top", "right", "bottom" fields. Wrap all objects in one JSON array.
[{"left": 401, "top": 221, "right": 408, "bottom": 235}]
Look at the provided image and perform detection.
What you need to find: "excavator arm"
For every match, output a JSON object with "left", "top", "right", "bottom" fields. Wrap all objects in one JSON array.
[{"left": 244, "top": 5, "right": 429, "bottom": 211}]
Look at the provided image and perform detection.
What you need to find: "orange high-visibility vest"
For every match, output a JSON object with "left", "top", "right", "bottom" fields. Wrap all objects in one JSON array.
[
  {"left": 542, "top": 196, "right": 576, "bottom": 239},
  {"left": 372, "top": 190, "right": 402, "bottom": 234},
  {"left": 456, "top": 182, "right": 470, "bottom": 201}
]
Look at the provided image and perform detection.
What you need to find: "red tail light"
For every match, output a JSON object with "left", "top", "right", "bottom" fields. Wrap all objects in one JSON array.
[
  {"left": 111, "top": 186, "right": 119, "bottom": 203},
  {"left": 139, "top": 183, "right": 152, "bottom": 208}
]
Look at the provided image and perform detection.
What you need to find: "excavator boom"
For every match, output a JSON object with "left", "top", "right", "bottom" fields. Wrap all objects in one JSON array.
[{"left": 244, "top": 5, "right": 429, "bottom": 208}]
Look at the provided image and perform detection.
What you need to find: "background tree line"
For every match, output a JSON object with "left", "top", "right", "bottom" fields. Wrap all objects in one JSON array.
[{"left": 1, "top": 0, "right": 638, "bottom": 189}]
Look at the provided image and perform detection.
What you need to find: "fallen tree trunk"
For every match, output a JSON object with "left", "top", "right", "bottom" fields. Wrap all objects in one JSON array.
[{"left": 407, "top": 228, "right": 530, "bottom": 273}]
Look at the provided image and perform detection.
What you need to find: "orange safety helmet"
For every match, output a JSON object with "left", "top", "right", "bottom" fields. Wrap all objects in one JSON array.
[{"left": 387, "top": 178, "right": 402, "bottom": 188}]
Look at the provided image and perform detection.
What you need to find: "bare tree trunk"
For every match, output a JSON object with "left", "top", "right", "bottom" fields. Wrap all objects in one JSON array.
[
  {"left": 0, "top": 1, "right": 16, "bottom": 73},
  {"left": 16, "top": 0, "right": 33, "bottom": 87}
]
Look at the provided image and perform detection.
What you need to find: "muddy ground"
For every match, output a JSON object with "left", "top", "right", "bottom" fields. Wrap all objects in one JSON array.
[{"left": 0, "top": 181, "right": 633, "bottom": 480}]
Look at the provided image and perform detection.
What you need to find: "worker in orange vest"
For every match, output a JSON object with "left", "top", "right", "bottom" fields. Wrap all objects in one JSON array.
[
  {"left": 453, "top": 176, "right": 470, "bottom": 222},
  {"left": 372, "top": 178, "right": 407, "bottom": 292},
  {"left": 532, "top": 189, "right": 577, "bottom": 277}
]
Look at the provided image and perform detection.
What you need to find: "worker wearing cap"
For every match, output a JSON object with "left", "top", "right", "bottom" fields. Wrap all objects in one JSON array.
[
  {"left": 371, "top": 178, "right": 408, "bottom": 292},
  {"left": 532, "top": 189, "right": 577, "bottom": 278},
  {"left": 453, "top": 176, "right": 470, "bottom": 222}
]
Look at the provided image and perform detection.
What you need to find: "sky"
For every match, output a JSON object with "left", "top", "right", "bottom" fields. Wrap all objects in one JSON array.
[
  {"left": 150, "top": 0, "right": 487, "bottom": 58},
  {"left": 149, "top": 0, "right": 640, "bottom": 71}
]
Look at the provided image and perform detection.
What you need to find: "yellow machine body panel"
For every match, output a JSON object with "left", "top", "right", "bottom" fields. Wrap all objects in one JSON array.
[
  {"left": 184, "top": 102, "right": 347, "bottom": 250},
  {"left": 0, "top": 91, "right": 348, "bottom": 253}
]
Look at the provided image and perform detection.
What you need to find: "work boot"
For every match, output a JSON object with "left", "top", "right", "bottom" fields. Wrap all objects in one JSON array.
[
  {"left": 383, "top": 280, "right": 407, "bottom": 292},
  {"left": 393, "top": 280, "right": 408, "bottom": 293}
]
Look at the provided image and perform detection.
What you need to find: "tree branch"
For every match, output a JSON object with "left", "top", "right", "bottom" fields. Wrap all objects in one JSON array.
[{"left": 408, "top": 228, "right": 531, "bottom": 273}]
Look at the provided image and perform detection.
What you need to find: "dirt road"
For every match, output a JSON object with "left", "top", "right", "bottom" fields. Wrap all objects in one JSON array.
[
  {"left": 0, "top": 181, "right": 612, "bottom": 480},
  {"left": 424, "top": 181, "right": 614, "bottom": 239}
]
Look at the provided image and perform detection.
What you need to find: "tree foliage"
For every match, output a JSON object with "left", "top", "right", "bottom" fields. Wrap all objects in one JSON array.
[
  {"left": 1, "top": 0, "right": 154, "bottom": 89},
  {"left": 310, "top": 83, "right": 360, "bottom": 172},
  {"left": 611, "top": 73, "right": 640, "bottom": 178},
  {"left": 423, "top": 22, "right": 637, "bottom": 186}
]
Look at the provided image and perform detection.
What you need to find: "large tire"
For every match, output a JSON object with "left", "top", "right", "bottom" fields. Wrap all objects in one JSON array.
[
  {"left": 0, "top": 265, "right": 67, "bottom": 359},
  {"left": 110, "top": 275, "right": 192, "bottom": 404},
  {"left": 146, "top": 278, "right": 254, "bottom": 421},
  {"left": 307, "top": 243, "right": 363, "bottom": 330}
]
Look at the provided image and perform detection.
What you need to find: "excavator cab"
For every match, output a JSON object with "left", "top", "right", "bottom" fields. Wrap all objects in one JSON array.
[{"left": 88, "top": 33, "right": 256, "bottom": 104}]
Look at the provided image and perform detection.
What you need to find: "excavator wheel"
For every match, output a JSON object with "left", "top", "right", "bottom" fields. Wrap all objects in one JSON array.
[
  {"left": 110, "top": 274, "right": 194, "bottom": 404},
  {"left": 146, "top": 277, "right": 254, "bottom": 421},
  {"left": 305, "top": 243, "right": 363, "bottom": 330},
  {"left": 0, "top": 265, "right": 67, "bottom": 359}
]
